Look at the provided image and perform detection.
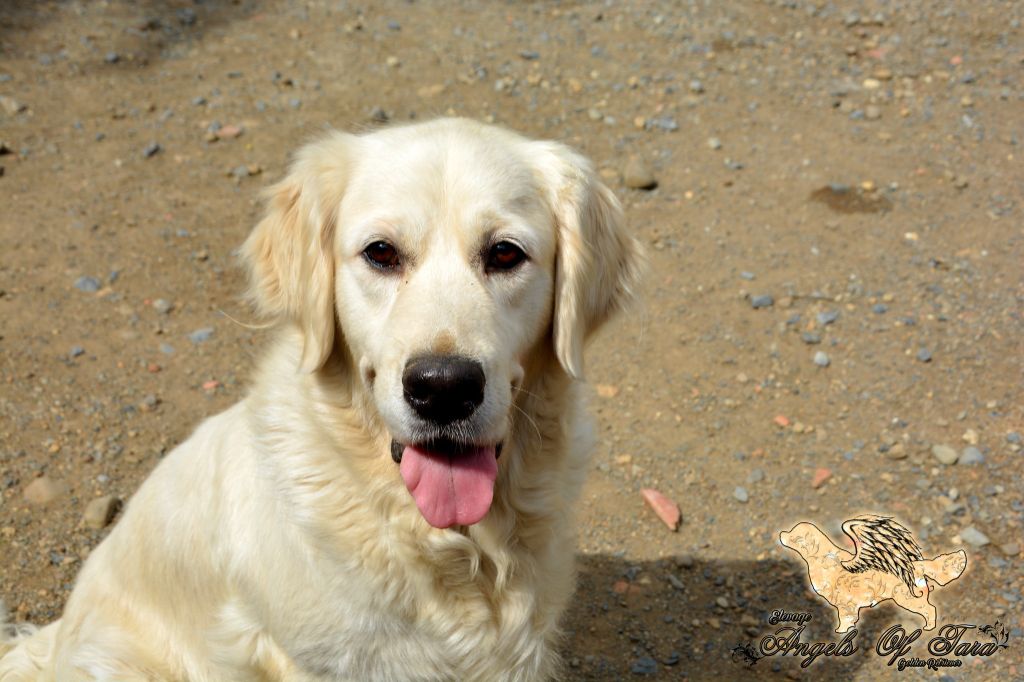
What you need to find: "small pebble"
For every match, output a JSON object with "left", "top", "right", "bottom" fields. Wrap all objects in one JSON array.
[
  {"left": 959, "top": 446, "right": 984, "bottom": 465},
  {"left": 707, "top": 137, "right": 722, "bottom": 150},
  {"left": 747, "top": 468, "right": 764, "bottom": 484},
  {"left": 630, "top": 657, "right": 658, "bottom": 675},
  {"left": 641, "top": 488, "right": 681, "bottom": 531},
  {"left": 811, "top": 468, "right": 832, "bottom": 489},
  {"left": 23, "top": 477, "right": 66, "bottom": 505},
  {"left": 1000, "top": 542, "right": 1020, "bottom": 557},
  {"left": 74, "top": 276, "right": 100, "bottom": 292},
  {"left": 83, "top": 495, "right": 121, "bottom": 529},
  {"left": 750, "top": 294, "right": 773, "bottom": 309},
  {"left": 69, "top": 345, "right": 85, "bottom": 358},
  {"left": 931, "top": 444, "right": 959, "bottom": 465},
  {"left": 813, "top": 351, "right": 830, "bottom": 367},
  {"left": 959, "top": 526, "right": 990, "bottom": 548},
  {"left": 142, "top": 142, "right": 161, "bottom": 158},
  {"left": 648, "top": 116, "right": 678, "bottom": 132},
  {"left": 872, "top": 303, "right": 888, "bottom": 314},
  {"left": 623, "top": 156, "right": 657, "bottom": 190},
  {"left": 917, "top": 348, "right": 933, "bottom": 363},
  {"left": 104, "top": 52, "right": 120, "bottom": 64},
  {"left": 189, "top": 328, "right": 214, "bottom": 343},
  {"left": 152, "top": 299, "right": 173, "bottom": 314},
  {"left": 816, "top": 310, "right": 839, "bottom": 326},
  {"left": 801, "top": 332, "right": 822, "bottom": 345},
  {"left": 733, "top": 486, "right": 749, "bottom": 503}
]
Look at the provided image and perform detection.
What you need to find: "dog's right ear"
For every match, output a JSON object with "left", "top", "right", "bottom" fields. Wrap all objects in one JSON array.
[{"left": 241, "top": 132, "right": 353, "bottom": 373}]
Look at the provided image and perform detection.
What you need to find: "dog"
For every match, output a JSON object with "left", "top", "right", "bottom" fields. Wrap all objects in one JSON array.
[
  {"left": 0, "top": 118, "right": 643, "bottom": 681},
  {"left": 780, "top": 516, "right": 967, "bottom": 633}
]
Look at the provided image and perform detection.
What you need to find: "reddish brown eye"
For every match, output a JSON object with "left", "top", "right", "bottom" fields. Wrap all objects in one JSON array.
[
  {"left": 486, "top": 241, "right": 527, "bottom": 272},
  {"left": 363, "top": 241, "right": 401, "bottom": 270}
]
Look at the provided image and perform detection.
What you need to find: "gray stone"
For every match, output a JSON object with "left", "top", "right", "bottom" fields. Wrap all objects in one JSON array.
[
  {"left": 189, "top": 327, "right": 214, "bottom": 343},
  {"left": 960, "top": 526, "right": 990, "bottom": 547},
  {"left": 152, "top": 298, "right": 173, "bottom": 314},
  {"left": 74, "top": 276, "right": 101, "bottom": 292},
  {"left": 69, "top": 345, "right": 85, "bottom": 358},
  {"left": 931, "top": 444, "right": 959, "bottom": 465},
  {"left": 917, "top": 348, "right": 933, "bottom": 363},
  {"left": 750, "top": 294, "right": 774, "bottom": 309},
  {"left": 649, "top": 116, "right": 678, "bottom": 132},
  {"left": 142, "top": 142, "right": 161, "bottom": 158},
  {"left": 814, "top": 351, "right": 831, "bottom": 367},
  {"left": 802, "top": 332, "right": 822, "bottom": 345},
  {"left": 747, "top": 468, "right": 764, "bottom": 484},
  {"left": 631, "top": 657, "right": 658, "bottom": 675},
  {"left": 733, "top": 486, "right": 749, "bottom": 503},
  {"left": 817, "top": 310, "right": 840, "bottom": 325},
  {"left": 959, "top": 446, "right": 984, "bottom": 464}
]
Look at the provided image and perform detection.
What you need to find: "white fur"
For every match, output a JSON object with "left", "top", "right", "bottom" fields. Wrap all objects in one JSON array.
[{"left": 0, "top": 118, "right": 642, "bottom": 681}]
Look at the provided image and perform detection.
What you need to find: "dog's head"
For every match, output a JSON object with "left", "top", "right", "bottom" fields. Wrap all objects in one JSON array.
[
  {"left": 780, "top": 522, "right": 826, "bottom": 559},
  {"left": 241, "top": 119, "right": 642, "bottom": 528}
]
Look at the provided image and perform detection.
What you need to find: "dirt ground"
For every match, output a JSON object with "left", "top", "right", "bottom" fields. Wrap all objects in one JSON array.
[{"left": 1, "top": 1, "right": 1022, "bottom": 679}]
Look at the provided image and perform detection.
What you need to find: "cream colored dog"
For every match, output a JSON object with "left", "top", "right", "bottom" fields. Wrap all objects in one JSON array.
[{"left": 0, "top": 118, "right": 642, "bottom": 681}]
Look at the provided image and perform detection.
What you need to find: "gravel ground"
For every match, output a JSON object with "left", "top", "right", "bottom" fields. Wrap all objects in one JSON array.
[{"left": 1, "top": 1, "right": 1022, "bottom": 680}]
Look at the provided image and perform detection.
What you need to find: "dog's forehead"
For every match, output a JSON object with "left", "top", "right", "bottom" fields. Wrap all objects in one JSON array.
[{"left": 348, "top": 124, "right": 545, "bottom": 213}]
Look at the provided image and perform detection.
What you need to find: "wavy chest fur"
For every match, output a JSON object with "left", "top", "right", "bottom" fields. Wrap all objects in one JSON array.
[{"left": 233, "top": 341, "right": 590, "bottom": 681}]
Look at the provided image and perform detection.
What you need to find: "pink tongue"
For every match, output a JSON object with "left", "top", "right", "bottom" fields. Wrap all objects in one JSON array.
[{"left": 399, "top": 444, "right": 498, "bottom": 528}]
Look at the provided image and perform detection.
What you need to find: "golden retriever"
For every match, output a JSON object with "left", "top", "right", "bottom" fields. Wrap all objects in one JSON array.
[{"left": 0, "top": 118, "right": 642, "bottom": 681}]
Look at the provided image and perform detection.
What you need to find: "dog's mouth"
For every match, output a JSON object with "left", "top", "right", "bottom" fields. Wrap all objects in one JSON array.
[{"left": 391, "top": 438, "right": 502, "bottom": 529}]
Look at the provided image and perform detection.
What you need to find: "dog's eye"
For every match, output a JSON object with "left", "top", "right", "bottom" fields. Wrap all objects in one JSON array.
[
  {"left": 486, "top": 241, "right": 527, "bottom": 272},
  {"left": 363, "top": 241, "right": 401, "bottom": 270}
]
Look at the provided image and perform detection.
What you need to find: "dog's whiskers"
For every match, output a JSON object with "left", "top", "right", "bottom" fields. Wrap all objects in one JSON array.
[{"left": 509, "top": 400, "right": 543, "bottom": 445}]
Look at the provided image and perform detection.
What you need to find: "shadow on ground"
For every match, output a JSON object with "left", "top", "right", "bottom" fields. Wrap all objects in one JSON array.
[
  {"left": 1, "top": 1, "right": 266, "bottom": 70},
  {"left": 561, "top": 553, "right": 924, "bottom": 680}
]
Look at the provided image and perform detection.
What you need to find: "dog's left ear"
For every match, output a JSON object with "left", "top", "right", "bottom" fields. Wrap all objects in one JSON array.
[
  {"left": 241, "top": 132, "right": 353, "bottom": 373},
  {"left": 533, "top": 141, "right": 644, "bottom": 379}
]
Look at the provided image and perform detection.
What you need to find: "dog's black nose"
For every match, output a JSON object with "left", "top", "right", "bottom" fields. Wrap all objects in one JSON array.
[{"left": 402, "top": 355, "right": 485, "bottom": 424}]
